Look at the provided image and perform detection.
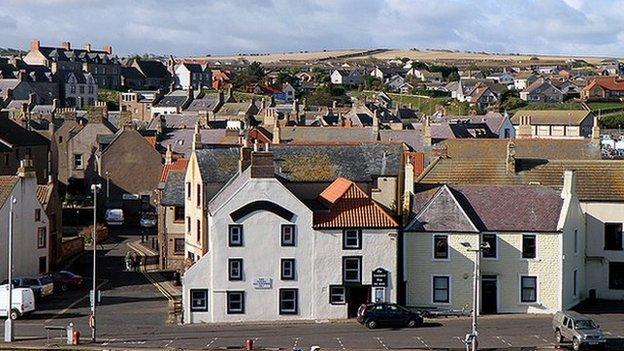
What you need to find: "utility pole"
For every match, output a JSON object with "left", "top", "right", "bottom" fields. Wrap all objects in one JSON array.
[
  {"left": 461, "top": 241, "right": 490, "bottom": 351},
  {"left": 4, "top": 197, "right": 16, "bottom": 342},
  {"left": 90, "top": 184, "right": 101, "bottom": 343},
  {"left": 105, "top": 171, "right": 110, "bottom": 200}
]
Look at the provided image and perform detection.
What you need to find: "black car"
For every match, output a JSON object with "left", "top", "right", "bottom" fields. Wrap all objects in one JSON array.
[{"left": 357, "top": 303, "right": 423, "bottom": 329}]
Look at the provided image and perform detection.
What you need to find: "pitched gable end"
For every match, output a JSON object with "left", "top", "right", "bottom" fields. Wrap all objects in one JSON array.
[{"left": 407, "top": 185, "right": 479, "bottom": 232}]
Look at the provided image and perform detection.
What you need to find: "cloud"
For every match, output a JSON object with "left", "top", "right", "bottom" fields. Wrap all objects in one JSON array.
[{"left": 0, "top": 0, "right": 622, "bottom": 57}]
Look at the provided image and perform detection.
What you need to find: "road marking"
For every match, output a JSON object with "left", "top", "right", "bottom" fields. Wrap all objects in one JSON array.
[
  {"left": 413, "top": 336, "right": 430, "bottom": 350},
  {"left": 375, "top": 337, "right": 389, "bottom": 350},
  {"left": 336, "top": 337, "right": 346, "bottom": 351},
  {"left": 102, "top": 338, "right": 116, "bottom": 346},
  {"left": 293, "top": 337, "right": 300, "bottom": 348},
  {"left": 605, "top": 331, "right": 613, "bottom": 336},
  {"left": 495, "top": 335, "right": 513, "bottom": 347},
  {"left": 163, "top": 336, "right": 178, "bottom": 348},
  {"left": 45, "top": 278, "right": 109, "bottom": 323},
  {"left": 205, "top": 337, "right": 218, "bottom": 348},
  {"left": 128, "top": 241, "right": 175, "bottom": 302}
]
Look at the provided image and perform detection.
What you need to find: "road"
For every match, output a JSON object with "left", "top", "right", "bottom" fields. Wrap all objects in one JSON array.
[{"left": 2, "top": 228, "right": 624, "bottom": 350}]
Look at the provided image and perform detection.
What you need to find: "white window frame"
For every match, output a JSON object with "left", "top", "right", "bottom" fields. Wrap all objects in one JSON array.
[
  {"left": 281, "top": 224, "right": 295, "bottom": 246},
  {"left": 431, "top": 274, "right": 452, "bottom": 304},
  {"left": 521, "top": 234, "right": 538, "bottom": 260},
  {"left": 329, "top": 286, "right": 346, "bottom": 305},
  {"left": 279, "top": 288, "right": 298, "bottom": 315},
  {"left": 228, "top": 258, "right": 243, "bottom": 281},
  {"left": 343, "top": 229, "right": 361, "bottom": 249},
  {"left": 342, "top": 256, "right": 362, "bottom": 284},
  {"left": 226, "top": 291, "right": 245, "bottom": 314},
  {"left": 432, "top": 234, "right": 450, "bottom": 261},
  {"left": 190, "top": 289, "right": 208, "bottom": 312},
  {"left": 228, "top": 225, "right": 243, "bottom": 247},
  {"left": 281, "top": 258, "right": 295, "bottom": 280},
  {"left": 73, "top": 153, "right": 83, "bottom": 170},
  {"left": 519, "top": 275, "right": 538, "bottom": 304},
  {"left": 481, "top": 233, "right": 498, "bottom": 260}
]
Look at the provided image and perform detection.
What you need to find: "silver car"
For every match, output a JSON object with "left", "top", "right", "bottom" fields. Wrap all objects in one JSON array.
[{"left": 553, "top": 311, "right": 606, "bottom": 350}]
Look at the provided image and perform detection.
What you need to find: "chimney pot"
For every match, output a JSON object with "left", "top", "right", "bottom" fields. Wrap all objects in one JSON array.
[
  {"left": 30, "top": 39, "right": 40, "bottom": 51},
  {"left": 61, "top": 41, "right": 70, "bottom": 50}
]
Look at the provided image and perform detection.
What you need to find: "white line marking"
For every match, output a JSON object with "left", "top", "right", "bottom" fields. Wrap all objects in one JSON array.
[
  {"left": 102, "top": 338, "right": 116, "bottom": 346},
  {"left": 336, "top": 337, "right": 346, "bottom": 351},
  {"left": 45, "top": 279, "right": 109, "bottom": 323},
  {"left": 205, "top": 337, "right": 218, "bottom": 348},
  {"left": 293, "top": 337, "right": 300, "bottom": 348},
  {"left": 376, "top": 337, "right": 389, "bottom": 350},
  {"left": 495, "top": 336, "right": 513, "bottom": 347},
  {"left": 163, "top": 337, "right": 178, "bottom": 348},
  {"left": 414, "top": 336, "right": 430, "bottom": 350}
]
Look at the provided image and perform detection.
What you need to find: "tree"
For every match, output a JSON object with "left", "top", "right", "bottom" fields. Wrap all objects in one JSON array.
[{"left": 232, "top": 61, "right": 265, "bottom": 89}]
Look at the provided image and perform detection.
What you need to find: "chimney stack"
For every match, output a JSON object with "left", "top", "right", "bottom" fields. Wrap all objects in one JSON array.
[
  {"left": 591, "top": 114, "right": 601, "bottom": 142},
  {"left": 165, "top": 144, "right": 173, "bottom": 165},
  {"left": 52, "top": 98, "right": 60, "bottom": 110},
  {"left": 562, "top": 170, "right": 577, "bottom": 199},
  {"left": 423, "top": 115, "right": 432, "bottom": 147},
  {"left": 17, "top": 158, "right": 36, "bottom": 179},
  {"left": 103, "top": 44, "right": 112, "bottom": 55},
  {"left": 239, "top": 143, "right": 252, "bottom": 173},
  {"left": 218, "top": 89, "right": 225, "bottom": 104},
  {"left": 372, "top": 109, "right": 379, "bottom": 132},
  {"left": 192, "top": 121, "right": 202, "bottom": 150},
  {"left": 332, "top": 100, "right": 337, "bottom": 109},
  {"left": 18, "top": 70, "right": 26, "bottom": 81},
  {"left": 61, "top": 41, "right": 71, "bottom": 50},
  {"left": 250, "top": 151, "right": 274, "bottom": 178},
  {"left": 506, "top": 139, "right": 516, "bottom": 174},
  {"left": 30, "top": 39, "right": 40, "bottom": 51},
  {"left": 272, "top": 118, "right": 281, "bottom": 144},
  {"left": 84, "top": 43, "right": 92, "bottom": 52}
]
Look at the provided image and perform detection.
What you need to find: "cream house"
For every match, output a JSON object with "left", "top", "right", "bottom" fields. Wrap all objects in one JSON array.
[
  {"left": 182, "top": 150, "right": 398, "bottom": 323},
  {"left": 404, "top": 171, "right": 584, "bottom": 314}
]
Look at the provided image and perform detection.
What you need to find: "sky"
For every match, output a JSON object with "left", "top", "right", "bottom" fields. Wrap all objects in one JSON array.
[{"left": 0, "top": 0, "right": 623, "bottom": 57}]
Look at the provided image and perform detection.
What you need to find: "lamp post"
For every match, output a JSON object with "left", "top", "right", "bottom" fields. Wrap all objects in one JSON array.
[
  {"left": 105, "top": 171, "right": 110, "bottom": 200},
  {"left": 461, "top": 241, "right": 490, "bottom": 351},
  {"left": 90, "top": 184, "right": 101, "bottom": 343},
  {"left": 4, "top": 197, "right": 16, "bottom": 342}
]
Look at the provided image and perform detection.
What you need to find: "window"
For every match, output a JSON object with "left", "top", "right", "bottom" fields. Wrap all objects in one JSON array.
[
  {"left": 228, "top": 225, "right": 243, "bottom": 247},
  {"left": 520, "top": 276, "right": 537, "bottom": 303},
  {"left": 196, "top": 220, "right": 201, "bottom": 242},
  {"left": 226, "top": 291, "right": 245, "bottom": 314},
  {"left": 196, "top": 184, "right": 201, "bottom": 207},
  {"left": 228, "top": 258, "right": 243, "bottom": 281},
  {"left": 342, "top": 256, "right": 361, "bottom": 284},
  {"left": 433, "top": 235, "right": 449, "bottom": 260},
  {"left": 281, "top": 259, "right": 295, "bottom": 280},
  {"left": 432, "top": 276, "right": 450, "bottom": 303},
  {"left": 174, "top": 207, "right": 184, "bottom": 222},
  {"left": 573, "top": 270, "right": 578, "bottom": 297},
  {"left": 343, "top": 229, "right": 361, "bottom": 249},
  {"left": 174, "top": 238, "right": 185, "bottom": 253},
  {"left": 73, "top": 154, "right": 83, "bottom": 170},
  {"left": 187, "top": 252, "right": 195, "bottom": 262},
  {"left": 38, "top": 257, "right": 47, "bottom": 274},
  {"left": 281, "top": 225, "right": 295, "bottom": 246},
  {"left": 609, "top": 262, "right": 624, "bottom": 290},
  {"left": 4, "top": 154, "right": 8, "bottom": 166},
  {"left": 574, "top": 229, "right": 578, "bottom": 254},
  {"left": 329, "top": 286, "right": 346, "bottom": 305},
  {"left": 522, "top": 235, "right": 536, "bottom": 259},
  {"left": 35, "top": 209, "right": 41, "bottom": 222},
  {"left": 186, "top": 217, "right": 191, "bottom": 233},
  {"left": 190, "top": 289, "right": 208, "bottom": 311},
  {"left": 37, "top": 227, "right": 46, "bottom": 248},
  {"left": 186, "top": 182, "right": 191, "bottom": 199},
  {"left": 279, "top": 288, "right": 298, "bottom": 315},
  {"left": 482, "top": 234, "right": 497, "bottom": 259},
  {"left": 605, "top": 223, "right": 623, "bottom": 251}
]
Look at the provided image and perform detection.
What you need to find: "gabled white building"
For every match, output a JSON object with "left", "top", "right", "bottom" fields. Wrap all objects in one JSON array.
[{"left": 183, "top": 150, "right": 399, "bottom": 323}]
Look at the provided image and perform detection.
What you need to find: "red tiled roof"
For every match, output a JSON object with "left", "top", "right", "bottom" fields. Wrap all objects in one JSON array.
[
  {"left": 314, "top": 177, "right": 398, "bottom": 229},
  {"left": 160, "top": 158, "right": 189, "bottom": 182},
  {"left": 0, "top": 176, "right": 18, "bottom": 206},
  {"left": 36, "top": 184, "right": 52, "bottom": 206},
  {"left": 586, "top": 77, "right": 624, "bottom": 92},
  {"left": 145, "top": 136, "right": 157, "bottom": 148}
]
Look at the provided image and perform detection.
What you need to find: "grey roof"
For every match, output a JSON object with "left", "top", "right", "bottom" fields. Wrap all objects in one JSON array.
[
  {"left": 154, "top": 94, "right": 187, "bottom": 108},
  {"left": 31, "top": 105, "right": 54, "bottom": 114},
  {"left": 379, "top": 130, "right": 423, "bottom": 150},
  {"left": 161, "top": 172, "right": 185, "bottom": 206},
  {"left": 158, "top": 129, "right": 238, "bottom": 157},
  {"left": 146, "top": 114, "right": 199, "bottom": 130},
  {"left": 185, "top": 97, "right": 219, "bottom": 112},
  {"left": 195, "top": 147, "right": 241, "bottom": 183},
  {"left": 279, "top": 126, "right": 378, "bottom": 144}
]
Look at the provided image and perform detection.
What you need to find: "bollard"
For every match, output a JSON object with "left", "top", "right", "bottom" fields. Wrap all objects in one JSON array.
[
  {"left": 66, "top": 322, "right": 74, "bottom": 345},
  {"left": 245, "top": 339, "right": 254, "bottom": 350},
  {"left": 72, "top": 330, "right": 80, "bottom": 345}
]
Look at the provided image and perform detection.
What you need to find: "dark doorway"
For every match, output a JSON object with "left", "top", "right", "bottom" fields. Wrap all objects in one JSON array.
[
  {"left": 481, "top": 275, "right": 497, "bottom": 314},
  {"left": 347, "top": 286, "right": 370, "bottom": 318}
]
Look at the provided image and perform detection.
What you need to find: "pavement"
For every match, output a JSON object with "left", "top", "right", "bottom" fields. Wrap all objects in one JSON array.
[{"left": 2, "top": 227, "right": 624, "bottom": 350}]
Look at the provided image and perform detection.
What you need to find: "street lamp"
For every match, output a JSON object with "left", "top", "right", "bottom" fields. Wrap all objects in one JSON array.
[
  {"left": 460, "top": 241, "right": 490, "bottom": 351},
  {"left": 105, "top": 171, "right": 110, "bottom": 200},
  {"left": 90, "top": 184, "right": 101, "bottom": 343},
  {"left": 4, "top": 197, "right": 16, "bottom": 342}
]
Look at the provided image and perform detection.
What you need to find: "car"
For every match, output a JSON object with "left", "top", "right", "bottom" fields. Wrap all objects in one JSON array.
[
  {"left": 0, "top": 285, "right": 36, "bottom": 319},
  {"left": 357, "top": 303, "right": 423, "bottom": 329},
  {"left": 553, "top": 311, "right": 606, "bottom": 351},
  {"left": 1, "top": 276, "right": 54, "bottom": 299},
  {"left": 105, "top": 208, "right": 124, "bottom": 226},
  {"left": 139, "top": 211, "right": 157, "bottom": 228},
  {"left": 47, "top": 271, "right": 84, "bottom": 292}
]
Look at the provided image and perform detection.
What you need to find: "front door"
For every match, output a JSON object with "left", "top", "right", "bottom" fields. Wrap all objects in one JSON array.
[
  {"left": 347, "top": 286, "right": 370, "bottom": 318},
  {"left": 481, "top": 275, "right": 497, "bottom": 314}
]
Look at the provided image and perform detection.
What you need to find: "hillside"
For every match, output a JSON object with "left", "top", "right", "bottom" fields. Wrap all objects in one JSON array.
[{"left": 0, "top": 47, "right": 26, "bottom": 57}]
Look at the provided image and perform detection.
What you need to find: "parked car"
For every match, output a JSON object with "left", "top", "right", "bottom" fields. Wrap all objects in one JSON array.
[
  {"left": 357, "top": 303, "right": 423, "bottom": 329},
  {"left": 139, "top": 211, "right": 157, "bottom": 228},
  {"left": 105, "top": 208, "right": 124, "bottom": 226},
  {"left": 553, "top": 311, "right": 606, "bottom": 350},
  {"left": 1, "top": 276, "right": 54, "bottom": 299},
  {"left": 0, "top": 285, "right": 36, "bottom": 319},
  {"left": 47, "top": 271, "right": 84, "bottom": 292}
]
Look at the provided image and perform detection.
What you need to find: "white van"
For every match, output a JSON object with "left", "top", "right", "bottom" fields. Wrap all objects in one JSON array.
[
  {"left": 105, "top": 208, "right": 124, "bottom": 226},
  {"left": 0, "top": 285, "right": 36, "bottom": 319}
]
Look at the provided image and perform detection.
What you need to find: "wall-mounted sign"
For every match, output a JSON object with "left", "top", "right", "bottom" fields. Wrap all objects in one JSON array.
[
  {"left": 252, "top": 277, "right": 273, "bottom": 289},
  {"left": 372, "top": 268, "right": 388, "bottom": 287}
]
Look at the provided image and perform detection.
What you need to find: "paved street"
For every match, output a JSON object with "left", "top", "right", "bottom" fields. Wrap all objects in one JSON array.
[{"left": 2, "top": 228, "right": 624, "bottom": 350}]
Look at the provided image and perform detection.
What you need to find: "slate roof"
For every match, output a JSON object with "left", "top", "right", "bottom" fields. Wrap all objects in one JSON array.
[
  {"left": 0, "top": 176, "right": 18, "bottom": 206},
  {"left": 314, "top": 177, "right": 398, "bottom": 229},
  {"left": 161, "top": 171, "right": 185, "bottom": 206},
  {"left": 0, "top": 113, "right": 50, "bottom": 146},
  {"left": 135, "top": 60, "right": 169, "bottom": 79},
  {"left": 407, "top": 184, "right": 563, "bottom": 232},
  {"left": 511, "top": 110, "right": 592, "bottom": 126},
  {"left": 278, "top": 126, "right": 378, "bottom": 144},
  {"left": 185, "top": 97, "right": 219, "bottom": 112},
  {"left": 195, "top": 147, "right": 241, "bottom": 183},
  {"left": 378, "top": 130, "right": 424, "bottom": 150},
  {"left": 158, "top": 129, "right": 239, "bottom": 157},
  {"left": 154, "top": 94, "right": 188, "bottom": 108},
  {"left": 146, "top": 114, "right": 198, "bottom": 130},
  {"left": 437, "top": 139, "right": 601, "bottom": 160}
]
